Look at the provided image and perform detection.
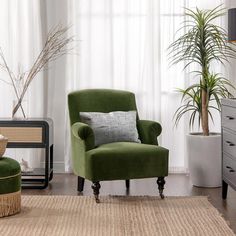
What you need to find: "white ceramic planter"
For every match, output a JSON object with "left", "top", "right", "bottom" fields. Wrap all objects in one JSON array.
[{"left": 187, "top": 133, "right": 221, "bottom": 187}]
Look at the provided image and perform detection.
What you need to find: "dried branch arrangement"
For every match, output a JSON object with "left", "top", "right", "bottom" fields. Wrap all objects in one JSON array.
[{"left": 0, "top": 24, "right": 74, "bottom": 118}]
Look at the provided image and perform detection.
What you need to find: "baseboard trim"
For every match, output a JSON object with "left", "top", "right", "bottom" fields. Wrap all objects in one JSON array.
[
  {"left": 41, "top": 163, "right": 188, "bottom": 175},
  {"left": 169, "top": 167, "right": 188, "bottom": 174},
  {"left": 40, "top": 161, "right": 65, "bottom": 173}
]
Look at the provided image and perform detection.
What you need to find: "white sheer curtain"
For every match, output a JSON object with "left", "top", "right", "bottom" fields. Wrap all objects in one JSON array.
[
  {"left": 65, "top": 0, "right": 185, "bottom": 172},
  {"left": 65, "top": 0, "right": 165, "bottom": 172},
  {"left": 0, "top": 0, "right": 229, "bottom": 173},
  {"left": 65, "top": 0, "right": 226, "bottom": 173},
  {"left": 0, "top": 0, "right": 45, "bottom": 167}
]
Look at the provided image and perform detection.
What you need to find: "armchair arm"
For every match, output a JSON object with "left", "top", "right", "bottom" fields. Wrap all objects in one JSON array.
[
  {"left": 70, "top": 122, "right": 95, "bottom": 177},
  {"left": 137, "top": 120, "right": 162, "bottom": 145},
  {"left": 71, "top": 122, "right": 95, "bottom": 151}
]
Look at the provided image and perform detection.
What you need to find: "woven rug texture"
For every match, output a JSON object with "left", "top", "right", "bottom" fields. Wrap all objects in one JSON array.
[{"left": 0, "top": 195, "right": 234, "bottom": 236}]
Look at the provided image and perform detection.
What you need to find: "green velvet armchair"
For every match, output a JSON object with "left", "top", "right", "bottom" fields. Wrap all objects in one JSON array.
[{"left": 68, "top": 89, "right": 169, "bottom": 202}]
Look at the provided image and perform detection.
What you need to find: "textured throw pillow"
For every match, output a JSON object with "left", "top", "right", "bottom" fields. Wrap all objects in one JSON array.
[{"left": 80, "top": 111, "right": 140, "bottom": 146}]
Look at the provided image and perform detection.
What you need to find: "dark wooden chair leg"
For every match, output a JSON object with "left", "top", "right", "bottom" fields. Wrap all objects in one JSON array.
[
  {"left": 92, "top": 182, "right": 101, "bottom": 203},
  {"left": 77, "top": 176, "right": 85, "bottom": 192},
  {"left": 222, "top": 180, "right": 228, "bottom": 199},
  {"left": 157, "top": 177, "right": 165, "bottom": 199},
  {"left": 125, "top": 180, "right": 130, "bottom": 189}
]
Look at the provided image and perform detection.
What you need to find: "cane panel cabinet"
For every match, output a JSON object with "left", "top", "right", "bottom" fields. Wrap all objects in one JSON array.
[{"left": 0, "top": 118, "right": 53, "bottom": 189}]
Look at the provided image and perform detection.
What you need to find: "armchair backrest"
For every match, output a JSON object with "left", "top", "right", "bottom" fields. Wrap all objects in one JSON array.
[{"left": 68, "top": 89, "right": 138, "bottom": 125}]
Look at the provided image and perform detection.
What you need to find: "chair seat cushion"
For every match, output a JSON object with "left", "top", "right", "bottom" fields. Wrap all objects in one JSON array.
[
  {"left": 85, "top": 142, "right": 169, "bottom": 181},
  {"left": 0, "top": 157, "right": 21, "bottom": 194}
]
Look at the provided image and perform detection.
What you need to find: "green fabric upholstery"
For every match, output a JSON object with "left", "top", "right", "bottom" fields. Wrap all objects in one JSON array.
[
  {"left": 72, "top": 122, "right": 95, "bottom": 151},
  {"left": 68, "top": 89, "right": 138, "bottom": 125},
  {"left": 137, "top": 120, "right": 162, "bottom": 145},
  {"left": 68, "top": 89, "right": 169, "bottom": 183},
  {"left": 85, "top": 142, "right": 168, "bottom": 181},
  {"left": 0, "top": 157, "right": 21, "bottom": 194}
]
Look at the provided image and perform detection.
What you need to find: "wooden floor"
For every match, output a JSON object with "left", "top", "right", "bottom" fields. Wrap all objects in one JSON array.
[{"left": 22, "top": 174, "right": 236, "bottom": 234}]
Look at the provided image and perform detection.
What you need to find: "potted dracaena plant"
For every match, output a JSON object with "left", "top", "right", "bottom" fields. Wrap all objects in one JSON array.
[{"left": 168, "top": 5, "right": 236, "bottom": 187}]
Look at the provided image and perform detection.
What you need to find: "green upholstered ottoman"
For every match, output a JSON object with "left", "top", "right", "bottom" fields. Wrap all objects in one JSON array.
[{"left": 0, "top": 157, "right": 21, "bottom": 217}]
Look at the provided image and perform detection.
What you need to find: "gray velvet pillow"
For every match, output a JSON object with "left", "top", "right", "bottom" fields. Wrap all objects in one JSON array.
[{"left": 80, "top": 111, "right": 140, "bottom": 146}]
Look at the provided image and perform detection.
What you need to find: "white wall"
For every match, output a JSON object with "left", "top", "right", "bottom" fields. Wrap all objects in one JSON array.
[
  {"left": 227, "top": 0, "right": 236, "bottom": 7},
  {"left": 226, "top": 1, "right": 236, "bottom": 93}
]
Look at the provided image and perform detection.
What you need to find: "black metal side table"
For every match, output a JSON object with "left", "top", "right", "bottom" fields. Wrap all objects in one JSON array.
[{"left": 0, "top": 118, "right": 53, "bottom": 189}]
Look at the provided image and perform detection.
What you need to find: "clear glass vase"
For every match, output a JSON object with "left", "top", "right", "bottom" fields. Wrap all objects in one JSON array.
[{"left": 12, "top": 99, "right": 28, "bottom": 119}]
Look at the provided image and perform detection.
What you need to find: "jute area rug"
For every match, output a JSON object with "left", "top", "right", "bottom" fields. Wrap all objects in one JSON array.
[{"left": 0, "top": 195, "right": 234, "bottom": 236}]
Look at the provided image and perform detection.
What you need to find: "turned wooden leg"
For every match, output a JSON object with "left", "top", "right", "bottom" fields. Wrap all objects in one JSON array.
[
  {"left": 77, "top": 176, "right": 85, "bottom": 192},
  {"left": 125, "top": 180, "right": 130, "bottom": 189},
  {"left": 92, "top": 182, "right": 101, "bottom": 203},
  {"left": 222, "top": 180, "right": 228, "bottom": 199},
  {"left": 157, "top": 177, "right": 165, "bottom": 199}
]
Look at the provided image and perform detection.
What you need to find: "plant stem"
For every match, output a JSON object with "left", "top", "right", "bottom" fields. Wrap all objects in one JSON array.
[
  {"left": 200, "top": 21, "right": 209, "bottom": 136},
  {"left": 201, "top": 88, "right": 209, "bottom": 136}
]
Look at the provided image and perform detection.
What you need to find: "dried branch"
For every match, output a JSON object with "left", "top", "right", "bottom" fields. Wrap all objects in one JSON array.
[{"left": 6, "top": 24, "right": 74, "bottom": 118}]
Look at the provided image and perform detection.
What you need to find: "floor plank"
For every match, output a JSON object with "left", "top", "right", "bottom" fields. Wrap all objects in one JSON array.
[{"left": 22, "top": 174, "right": 236, "bottom": 233}]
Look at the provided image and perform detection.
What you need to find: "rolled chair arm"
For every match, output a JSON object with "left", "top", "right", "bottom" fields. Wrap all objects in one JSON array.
[
  {"left": 71, "top": 122, "right": 95, "bottom": 151},
  {"left": 137, "top": 120, "right": 162, "bottom": 145}
]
